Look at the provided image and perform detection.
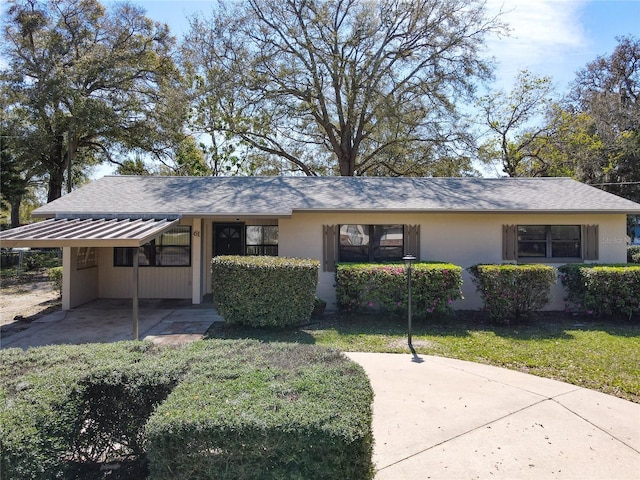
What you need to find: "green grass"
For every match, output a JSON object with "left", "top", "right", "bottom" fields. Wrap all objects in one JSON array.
[{"left": 206, "top": 312, "right": 640, "bottom": 403}]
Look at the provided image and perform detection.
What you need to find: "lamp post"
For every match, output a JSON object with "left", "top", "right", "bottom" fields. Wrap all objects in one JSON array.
[{"left": 402, "top": 254, "right": 416, "bottom": 349}]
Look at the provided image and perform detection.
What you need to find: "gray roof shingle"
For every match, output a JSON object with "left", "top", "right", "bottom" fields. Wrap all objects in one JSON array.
[{"left": 33, "top": 176, "right": 640, "bottom": 218}]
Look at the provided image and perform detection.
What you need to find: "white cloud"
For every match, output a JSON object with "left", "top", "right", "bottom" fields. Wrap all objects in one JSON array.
[{"left": 484, "top": 0, "right": 589, "bottom": 89}]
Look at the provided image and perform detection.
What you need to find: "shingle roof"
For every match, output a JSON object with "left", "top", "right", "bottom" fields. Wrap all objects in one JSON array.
[{"left": 32, "top": 176, "right": 640, "bottom": 218}]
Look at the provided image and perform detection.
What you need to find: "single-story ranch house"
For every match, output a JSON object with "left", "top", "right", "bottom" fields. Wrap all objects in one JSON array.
[{"left": 2, "top": 175, "right": 639, "bottom": 313}]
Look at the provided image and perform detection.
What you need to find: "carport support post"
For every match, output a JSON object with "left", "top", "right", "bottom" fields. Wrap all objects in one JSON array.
[{"left": 132, "top": 248, "right": 139, "bottom": 340}]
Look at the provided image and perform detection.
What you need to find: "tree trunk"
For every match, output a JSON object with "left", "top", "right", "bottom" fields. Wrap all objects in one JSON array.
[
  {"left": 47, "top": 171, "right": 65, "bottom": 202},
  {"left": 47, "top": 138, "right": 66, "bottom": 202},
  {"left": 10, "top": 197, "right": 21, "bottom": 228}
]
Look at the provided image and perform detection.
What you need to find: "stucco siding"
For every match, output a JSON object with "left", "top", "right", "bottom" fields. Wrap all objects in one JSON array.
[{"left": 279, "top": 212, "right": 629, "bottom": 311}]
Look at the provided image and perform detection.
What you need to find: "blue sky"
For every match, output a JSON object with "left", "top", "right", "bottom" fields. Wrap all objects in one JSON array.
[{"left": 121, "top": 0, "right": 639, "bottom": 94}]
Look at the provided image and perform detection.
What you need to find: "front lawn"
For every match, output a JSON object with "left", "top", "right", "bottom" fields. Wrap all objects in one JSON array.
[{"left": 206, "top": 312, "right": 640, "bottom": 403}]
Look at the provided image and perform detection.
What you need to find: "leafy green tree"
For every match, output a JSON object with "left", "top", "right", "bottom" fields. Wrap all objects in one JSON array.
[
  {"left": 182, "top": 0, "right": 503, "bottom": 176},
  {"left": 523, "top": 105, "right": 605, "bottom": 179},
  {"left": 477, "top": 70, "right": 554, "bottom": 176},
  {"left": 1, "top": 0, "right": 187, "bottom": 202},
  {"left": 172, "top": 136, "right": 211, "bottom": 176},
  {"left": 566, "top": 35, "right": 640, "bottom": 201},
  {"left": 1, "top": 134, "right": 31, "bottom": 227},
  {"left": 114, "top": 158, "right": 154, "bottom": 176}
]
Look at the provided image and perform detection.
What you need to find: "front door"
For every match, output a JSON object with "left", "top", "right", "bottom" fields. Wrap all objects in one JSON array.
[{"left": 214, "top": 223, "right": 244, "bottom": 256}]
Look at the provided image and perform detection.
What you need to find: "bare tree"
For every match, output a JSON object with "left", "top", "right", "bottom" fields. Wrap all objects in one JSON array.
[
  {"left": 477, "top": 70, "right": 554, "bottom": 176},
  {"left": 183, "top": 0, "right": 504, "bottom": 176}
]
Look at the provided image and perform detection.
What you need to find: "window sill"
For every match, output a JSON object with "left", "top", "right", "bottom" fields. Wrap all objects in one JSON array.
[{"left": 517, "top": 257, "right": 585, "bottom": 264}]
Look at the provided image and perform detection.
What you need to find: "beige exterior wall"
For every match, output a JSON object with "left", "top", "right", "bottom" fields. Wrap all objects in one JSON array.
[
  {"left": 64, "top": 247, "right": 99, "bottom": 309},
  {"left": 67, "top": 211, "right": 628, "bottom": 310},
  {"left": 278, "top": 211, "right": 629, "bottom": 310},
  {"left": 96, "top": 219, "right": 195, "bottom": 300}
]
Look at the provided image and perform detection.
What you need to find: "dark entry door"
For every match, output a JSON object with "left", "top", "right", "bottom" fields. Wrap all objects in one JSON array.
[{"left": 214, "top": 223, "right": 244, "bottom": 256}]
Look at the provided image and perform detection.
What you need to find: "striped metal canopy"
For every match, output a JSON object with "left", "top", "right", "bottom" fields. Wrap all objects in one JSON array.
[{"left": 0, "top": 217, "right": 180, "bottom": 248}]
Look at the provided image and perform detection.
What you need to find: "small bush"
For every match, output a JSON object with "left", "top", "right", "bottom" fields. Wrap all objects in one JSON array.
[
  {"left": 335, "top": 262, "right": 463, "bottom": 317},
  {"left": 628, "top": 246, "right": 640, "bottom": 263},
  {"left": 211, "top": 256, "right": 319, "bottom": 328},
  {"left": 47, "top": 266, "right": 63, "bottom": 297},
  {"left": 558, "top": 264, "right": 640, "bottom": 319},
  {"left": 468, "top": 264, "right": 558, "bottom": 323},
  {"left": 25, "top": 250, "right": 61, "bottom": 271}
]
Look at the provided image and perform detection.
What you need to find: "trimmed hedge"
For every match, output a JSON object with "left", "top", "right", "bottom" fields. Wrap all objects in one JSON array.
[
  {"left": 558, "top": 264, "right": 640, "bottom": 318},
  {"left": 335, "top": 262, "right": 463, "bottom": 317},
  {"left": 0, "top": 342, "right": 182, "bottom": 479},
  {"left": 211, "top": 256, "right": 319, "bottom": 328},
  {"left": 468, "top": 264, "right": 558, "bottom": 323},
  {"left": 628, "top": 246, "right": 640, "bottom": 263},
  {"left": 1, "top": 341, "right": 373, "bottom": 480},
  {"left": 146, "top": 342, "right": 373, "bottom": 480}
]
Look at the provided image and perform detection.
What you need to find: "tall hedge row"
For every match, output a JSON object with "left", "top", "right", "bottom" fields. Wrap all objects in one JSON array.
[
  {"left": 558, "top": 264, "right": 640, "bottom": 318},
  {"left": 1, "top": 341, "right": 374, "bottom": 480},
  {"left": 335, "top": 262, "right": 463, "bottom": 317},
  {"left": 212, "top": 256, "right": 319, "bottom": 328}
]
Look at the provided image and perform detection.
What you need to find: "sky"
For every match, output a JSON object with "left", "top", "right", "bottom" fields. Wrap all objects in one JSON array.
[{"left": 115, "top": 0, "right": 640, "bottom": 94}]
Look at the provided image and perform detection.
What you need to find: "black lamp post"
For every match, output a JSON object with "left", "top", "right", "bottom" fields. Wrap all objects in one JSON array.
[{"left": 402, "top": 254, "right": 416, "bottom": 349}]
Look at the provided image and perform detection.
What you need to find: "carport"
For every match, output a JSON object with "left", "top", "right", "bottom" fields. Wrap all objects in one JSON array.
[{"left": 0, "top": 216, "right": 180, "bottom": 339}]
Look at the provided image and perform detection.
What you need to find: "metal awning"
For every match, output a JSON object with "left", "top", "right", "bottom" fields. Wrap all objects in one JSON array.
[
  {"left": 0, "top": 217, "right": 182, "bottom": 341},
  {"left": 0, "top": 217, "right": 180, "bottom": 248}
]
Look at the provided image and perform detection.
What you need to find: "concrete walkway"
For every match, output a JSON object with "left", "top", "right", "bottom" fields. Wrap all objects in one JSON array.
[{"left": 347, "top": 352, "right": 640, "bottom": 480}]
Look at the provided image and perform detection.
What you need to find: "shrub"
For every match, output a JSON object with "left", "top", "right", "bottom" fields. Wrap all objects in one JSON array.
[
  {"left": 1, "top": 341, "right": 374, "bottom": 480},
  {"left": 146, "top": 341, "right": 374, "bottom": 480},
  {"left": 211, "top": 256, "right": 319, "bottom": 328},
  {"left": 25, "top": 250, "right": 61, "bottom": 271},
  {"left": 47, "top": 266, "right": 63, "bottom": 297},
  {"left": 335, "top": 262, "right": 463, "bottom": 317},
  {"left": 628, "top": 246, "right": 640, "bottom": 263},
  {"left": 558, "top": 264, "right": 640, "bottom": 319},
  {"left": 468, "top": 264, "right": 558, "bottom": 323},
  {"left": 0, "top": 342, "right": 182, "bottom": 479}
]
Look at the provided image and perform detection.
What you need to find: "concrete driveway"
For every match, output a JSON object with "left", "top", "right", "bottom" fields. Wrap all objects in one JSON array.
[
  {"left": 0, "top": 299, "right": 222, "bottom": 349},
  {"left": 1, "top": 302, "right": 638, "bottom": 479}
]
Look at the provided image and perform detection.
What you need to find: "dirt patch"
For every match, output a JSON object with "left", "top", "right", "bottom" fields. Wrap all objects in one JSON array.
[
  {"left": 0, "top": 273, "right": 61, "bottom": 334},
  {"left": 386, "top": 338, "right": 439, "bottom": 350}
]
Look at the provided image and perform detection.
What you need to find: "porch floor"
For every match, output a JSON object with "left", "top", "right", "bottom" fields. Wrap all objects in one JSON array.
[{"left": 0, "top": 298, "right": 223, "bottom": 350}]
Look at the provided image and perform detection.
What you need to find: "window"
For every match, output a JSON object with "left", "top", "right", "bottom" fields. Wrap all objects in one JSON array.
[
  {"left": 339, "top": 224, "right": 404, "bottom": 263},
  {"left": 246, "top": 225, "right": 278, "bottom": 256},
  {"left": 517, "top": 225, "right": 581, "bottom": 259},
  {"left": 114, "top": 226, "right": 191, "bottom": 267}
]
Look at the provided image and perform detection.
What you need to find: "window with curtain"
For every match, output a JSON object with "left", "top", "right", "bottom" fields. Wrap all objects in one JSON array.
[{"left": 339, "top": 224, "right": 404, "bottom": 262}]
